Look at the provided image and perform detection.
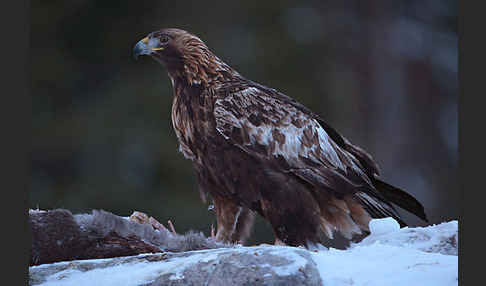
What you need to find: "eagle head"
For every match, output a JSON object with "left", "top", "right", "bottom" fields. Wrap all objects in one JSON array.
[
  {"left": 133, "top": 28, "right": 238, "bottom": 86},
  {"left": 133, "top": 28, "right": 200, "bottom": 62}
]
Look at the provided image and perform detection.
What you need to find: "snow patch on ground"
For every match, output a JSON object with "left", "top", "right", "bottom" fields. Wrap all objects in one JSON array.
[
  {"left": 39, "top": 262, "right": 166, "bottom": 286},
  {"left": 310, "top": 219, "right": 458, "bottom": 286},
  {"left": 359, "top": 219, "right": 458, "bottom": 255},
  {"left": 34, "top": 250, "right": 221, "bottom": 286},
  {"left": 311, "top": 242, "right": 457, "bottom": 286}
]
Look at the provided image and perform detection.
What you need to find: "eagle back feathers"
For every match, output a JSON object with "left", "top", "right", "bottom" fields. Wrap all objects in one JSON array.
[{"left": 213, "top": 85, "right": 368, "bottom": 183}]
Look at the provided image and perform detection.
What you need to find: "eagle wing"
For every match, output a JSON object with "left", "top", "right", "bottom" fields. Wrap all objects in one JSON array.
[{"left": 213, "top": 83, "right": 404, "bottom": 232}]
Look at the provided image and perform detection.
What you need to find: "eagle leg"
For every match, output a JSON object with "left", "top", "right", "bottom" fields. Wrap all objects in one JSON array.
[
  {"left": 274, "top": 237, "right": 287, "bottom": 246},
  {"left": 212, "top": 195, "right": 255, "bottom": 244}
]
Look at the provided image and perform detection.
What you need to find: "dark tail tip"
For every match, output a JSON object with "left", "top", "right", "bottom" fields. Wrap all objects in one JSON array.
[{"left": 372, "top": 177, "right": 428, "bottom": 223}]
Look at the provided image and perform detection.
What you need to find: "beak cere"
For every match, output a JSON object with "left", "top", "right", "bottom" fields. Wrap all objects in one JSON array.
[{"left": 133, "top": 37, "right": 162, "bottom": 60}]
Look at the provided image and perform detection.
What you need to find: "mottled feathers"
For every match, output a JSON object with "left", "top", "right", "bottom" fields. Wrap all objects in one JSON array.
[{"left": 134, "top": 28, "right": 428, "bottom": 247}]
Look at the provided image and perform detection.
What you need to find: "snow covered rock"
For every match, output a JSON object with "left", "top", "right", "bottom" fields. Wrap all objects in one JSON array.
[
  {"left": 29, "top": 218, "right": 458, "bottom": 286},
  {"left": 29, "top": 246, "right": 322, "bottom": 286}
]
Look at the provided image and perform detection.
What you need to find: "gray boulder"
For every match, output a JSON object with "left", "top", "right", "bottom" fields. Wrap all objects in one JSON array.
[{"left": 29, "top": 246, "right": 322, "bottom": 286}]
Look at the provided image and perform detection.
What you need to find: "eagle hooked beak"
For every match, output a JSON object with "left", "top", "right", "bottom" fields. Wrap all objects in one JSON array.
[{"left": 133, "top": 37, "right": 164, "bottom": 60}]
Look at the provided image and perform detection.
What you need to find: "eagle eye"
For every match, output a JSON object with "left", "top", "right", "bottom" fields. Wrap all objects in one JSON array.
[{"left": 160, "top": 35, "right": 170, "bottom": 44}]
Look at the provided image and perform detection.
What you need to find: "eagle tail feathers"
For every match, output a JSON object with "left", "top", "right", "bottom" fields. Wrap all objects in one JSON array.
[
  {"left": 371, "top": 177, "right": 429, "bottom": 223},
  {"left": 355, "top": 191, "right": 409, "bottom": 228}
]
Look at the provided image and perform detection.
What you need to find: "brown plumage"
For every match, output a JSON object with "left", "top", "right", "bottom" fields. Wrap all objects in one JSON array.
[{"left": 133, "top": 28, "right": 428, "bottom": 247}]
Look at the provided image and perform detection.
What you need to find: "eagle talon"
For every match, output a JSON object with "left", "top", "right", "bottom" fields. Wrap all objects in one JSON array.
[
  {"left": 167, "top": 220, "right": 177, "bottom": 235},
  {"left": 207, "top": 204, "right": 215, "bottom": 212}
]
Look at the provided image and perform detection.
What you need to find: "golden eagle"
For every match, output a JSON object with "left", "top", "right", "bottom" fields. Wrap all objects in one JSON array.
[{"left": 133, "top": 28, "right": 428, "bottom": 247}]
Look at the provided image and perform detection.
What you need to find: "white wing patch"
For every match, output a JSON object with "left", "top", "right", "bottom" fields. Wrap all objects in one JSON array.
[
  {"left": 214, "top": 87, "right": 363, "bottom": 172},
  {"left": 314, "top": 119, "right": 346, "bottom": 170}
]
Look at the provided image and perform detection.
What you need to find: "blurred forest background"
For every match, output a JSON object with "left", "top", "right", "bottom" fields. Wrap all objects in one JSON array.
[{"left": 31, "top": 0, "right": 458, "bottom": 246}]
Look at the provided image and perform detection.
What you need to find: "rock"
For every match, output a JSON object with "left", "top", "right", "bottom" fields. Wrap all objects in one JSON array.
[
  {"left": 29, "top": 218, "right": 459, "bottom": 286},
  {"left": 29, "top": 246, "right": 322, "bottom": 286}
]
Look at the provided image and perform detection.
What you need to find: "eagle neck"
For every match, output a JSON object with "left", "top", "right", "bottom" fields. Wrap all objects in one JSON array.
[{"left": 166, "top": 52, "right": 240, "bottom": 89}]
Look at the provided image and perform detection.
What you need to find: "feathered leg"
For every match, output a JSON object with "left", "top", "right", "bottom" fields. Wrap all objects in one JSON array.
[{"left": 212, "top": 195, "right": 255, "bottom": 244}]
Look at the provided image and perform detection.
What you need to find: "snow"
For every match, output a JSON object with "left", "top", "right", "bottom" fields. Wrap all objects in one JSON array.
[
  {"left": 368, "top": 217, "right": 400, "bottom": 235},
  {"left": 38, "top": 263, "right": 166, "bottom": 286},
  {"left": 310, "top": 219, "right": 458, "bottom": 286},
  {"left": 31, "top": 218, "right": 458, "bottom": 286},
  {"left": 35, "top": 251, "right": 211, "bottom": 286},
  {"left": 358, "top": 220, "right": 458, "bottom": 255},
  {"left": 267, "top": 246, "right": 310, "bottom": 276},
  {"left": 311, "top": 242, "right": 457, "bottom": 286}
]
